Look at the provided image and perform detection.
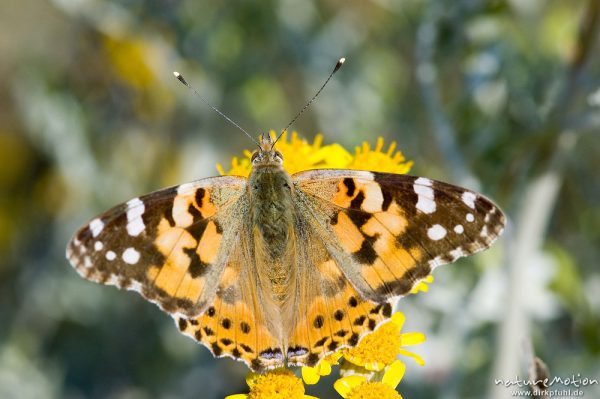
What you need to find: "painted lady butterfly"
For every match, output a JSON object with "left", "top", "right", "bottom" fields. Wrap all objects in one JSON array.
[{"left": 66, "top": 60, "right": 505, "bottom": 371}]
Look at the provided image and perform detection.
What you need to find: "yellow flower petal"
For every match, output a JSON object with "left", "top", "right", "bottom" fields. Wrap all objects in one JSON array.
[
  {"left": 334, "top": 375, "right": 367, "bottom": 398},
  {"left": 224, "top": 395, "right": 248, "bottom": 399},
  {"left": 411, "top": 275, "right": 434, "bottom": 294},
  {"left": 396, "top": 348, "right": 426, "bottom": 366},
  {"left": 381, "top": 360, "right": 406, "bottom": 389},
  {"left": 390, "top": 312, "right": 405, "bottom": 330},
  {"left": 400, "top": 332, "right": 426, "bottom": 346},
  {"left": 301, "top": 366, "right": 321, "bottom": 385}
]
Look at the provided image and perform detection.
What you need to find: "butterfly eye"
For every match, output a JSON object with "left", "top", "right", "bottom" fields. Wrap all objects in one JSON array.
[
  {"left": 274, "top": 151, "right": 283, "bottom": 161},
  {"left": 251, "top": 152, "right": 259, "bottom": 163}
]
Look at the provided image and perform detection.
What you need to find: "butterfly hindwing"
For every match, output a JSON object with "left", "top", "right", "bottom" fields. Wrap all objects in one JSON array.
[
  {"left": 293, "top": 169, "right": 505, "bottom": 303},
  {"left": 285, "top": 222, "right": 393, "bottom": 368},
  {"left": 66, "top": 176, "right": 247, "bottom": 317},
  {"left": 175, "top": 239, "right": 285, "bottom": 371}
]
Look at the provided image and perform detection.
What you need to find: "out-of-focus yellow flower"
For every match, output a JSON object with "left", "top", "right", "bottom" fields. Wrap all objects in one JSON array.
[
  {"left": 104, "top": 36, "right": 156, "bottom": 89},
  {"left": 301, "top": 352, "right": 343, "bottom": 385},
  {"left": 225, "top": 368, "right": 318, "bottom": 399},
  {"left": 217, "top": 132, "right": 412, "bottom": 176},
  {"left": 411, "top": 275, "right": 434, "bottom": 294},
  {"left": 343, "top": 312, "right": 426, "bottom": 371},
  {"left": 102, "top": 34, "right": 174, "bottom": 120},
  {"left": 334, "top": 360, "right": 406, "bottom": 399}
]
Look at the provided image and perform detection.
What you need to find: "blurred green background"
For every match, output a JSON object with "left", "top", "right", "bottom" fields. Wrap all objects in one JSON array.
[{"left": 1, "top": 0, "right": 599, "bottom": 398}]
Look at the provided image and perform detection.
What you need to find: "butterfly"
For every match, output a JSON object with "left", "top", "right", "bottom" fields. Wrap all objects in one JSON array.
[{"left": 66, "top": 132, "right": 505, "bottom": 371}]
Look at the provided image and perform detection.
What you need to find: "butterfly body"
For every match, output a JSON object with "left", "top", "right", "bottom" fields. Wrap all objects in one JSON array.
[{"left": 67, "top": 134, "right": 505, "bottom": 371}]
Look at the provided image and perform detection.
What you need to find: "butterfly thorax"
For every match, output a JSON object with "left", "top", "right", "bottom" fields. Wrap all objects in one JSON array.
[{"left": 249, "top": 135, "right": 297, "bottom": 302}]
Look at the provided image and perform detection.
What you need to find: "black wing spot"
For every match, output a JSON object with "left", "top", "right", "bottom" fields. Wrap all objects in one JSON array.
[
  {"left": 334, "top": 310, "right": 345, "bottom": 321},
  {"left": 241, "top": 344, "right": 254, "bottom": 353},
  {"left": 343, "top": 178, "right": 356, "bottom": 197},
  {"left": 240, "top": 322, "right": 251, "bottom": 334},
  {"left": 350, "top": 190, "right": 365, "bottom": 209},
  {"left": 306, "top": 353, "right": 319, "bottom": 367},
  {"left": 352, "top": 234, "right": 378, "bottom": 265},
  {"left": 178, "top": 318, "right": 188, "bottom": 331},
  {"left": 314, "top": 337, "right": 328, "bottom": 347},
  {"left": 368, "top": 319, "right": 376, "bottom": 330},
  {"left": 382, "top": 302, "right": 392, "bottom": 317},
  {"left": 348, "top": 296, "right": 358, "bottom": 307},
  {"left": 211, "top": 342, "right": 222, "bottom": 356},
  {"left": 313, "top": 315, "right": 324, "bottom": 329}
]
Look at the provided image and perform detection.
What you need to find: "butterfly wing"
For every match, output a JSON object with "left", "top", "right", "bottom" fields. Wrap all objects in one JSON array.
[
  {"left": 292, "top": 169, "right": 505, "bottom": 303},
  {"left": 66, "top": 176, "right": 247, "bottom": 318}
]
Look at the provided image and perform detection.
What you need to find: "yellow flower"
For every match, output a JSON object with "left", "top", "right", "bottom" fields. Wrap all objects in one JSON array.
[
  {"left": 301, "top": 352, "right": 343, "bottom": 385},
  {"left": 334, "top": 360, "right": 406, "bottom": 399},
  {"left": 343, "top": 312, "right": 426, "bottom": 371},
  {"left": 411, "top": 275, "right": 434, "bottom": 294},
  {"left": 103, "top": 35, "right": 156, "bottom": 89},
  {"left": 217, "top": 132, "right": 412, "bottom": 176},
  {"left": 225, "top": 368, "right": 318, "bottom": 399}
]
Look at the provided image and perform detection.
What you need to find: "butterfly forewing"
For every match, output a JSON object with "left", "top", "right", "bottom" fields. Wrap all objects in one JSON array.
[
  {"left": 293, "top": 169, "right": 505, "bottom": 303},
  {"left": 66, "top": 176, "right": 247, "bottom": 317}
]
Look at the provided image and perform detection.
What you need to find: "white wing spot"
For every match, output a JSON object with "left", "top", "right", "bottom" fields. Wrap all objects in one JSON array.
[
  {"left": 480, "top": 225, "right": 489, "bottom": 238},
  {"left": 84, "top": 256, "right": 92, "bottom": 268},
  {"left": 177, "top": 183, "right": 195, "bottom": 195},
  {"left": 454, "top": 224, "right": 464, "bottom": 234},
  {"left": 90, "top": 218, "right": 104, "bottom": 238},
  {"left": 126, "top": 198, "right": 145, "bottom": 237},
  {"left": 122, "top": 247, "right": 140, "bottom": 265},
  {"left": 427, "top": 224, "right": 447, "bottom": 241},
  {"left": 466, "top": 213, "right": 475, "bottom": 222},
  {"left": 414, "top": 178, "right": 436, "bottom": 214},
  {"left": 106, "top": 250, "right": 116, "bottom": 261},
  {"left": 462, "top": 191, "right": 477, "bottom": 209},
  {"left": 94, "top": 241, "right": 104, "bottom": 251},
  {"left": 449, "top": 247, "right": 465, "bottom": 259}
]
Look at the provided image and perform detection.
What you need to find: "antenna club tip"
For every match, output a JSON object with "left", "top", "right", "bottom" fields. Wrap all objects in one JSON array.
[
  {"left": 334, "top": 57, "right": 345, "bottom": 72},
  {"left": 339, "top": 57, "right": 346, "bottom": 64},
  {"left": 174, "top": 71, "right": 188, "bottom": 86}
]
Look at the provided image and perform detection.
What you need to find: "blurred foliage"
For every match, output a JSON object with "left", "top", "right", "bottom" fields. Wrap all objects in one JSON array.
[{"left": 0, "top": 0, "right": 599, "bottom": 398}]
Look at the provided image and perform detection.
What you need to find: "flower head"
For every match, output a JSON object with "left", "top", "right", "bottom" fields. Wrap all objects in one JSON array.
[
  {"left": 334, "top": 360, "right": 406, "bottom": 399},
  {"left": 343, "top": 312, "right": 426, "bottom": 371},
  {"left": 225, "top": 368, "right": 318, "bottom": 399},
  {"left": 217, "top": 132, "right": 412, "bottom": 176}
]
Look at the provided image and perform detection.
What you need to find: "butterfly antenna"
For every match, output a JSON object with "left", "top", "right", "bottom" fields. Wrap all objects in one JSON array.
[
  {"left": 173, "top": 71, "right": 260, "bottom": 147},
  {"left": 272, "top": 57, "right": 345, "bottom": 148}
]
